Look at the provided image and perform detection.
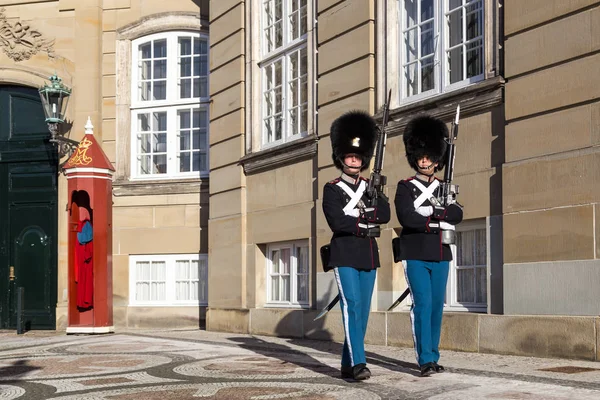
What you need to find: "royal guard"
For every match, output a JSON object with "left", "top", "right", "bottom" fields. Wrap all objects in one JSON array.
[
  {"left": 322, "top": 110, "right": 391, "bottom": 380},
  {"left": 394, "top": 115, "right": 463, "bottom": 376}
]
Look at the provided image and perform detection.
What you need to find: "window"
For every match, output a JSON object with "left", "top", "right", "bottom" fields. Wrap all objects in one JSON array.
[
  {"left": 398, "top": 0, "right": 484, "bottom": 102},
  {"left": 447, "top": 221, "right": 487, "bottom": 311},
  {"left": 266, "top": 241, "right": 309, "bottom": 307},
  {"left": 260, "top": 0, "right": 309, "bottom": 147},
  {"left": 129, "top": 254, "right": 208, "bottom": 306},
  {"left": 130, "top": 32, "right": 209, "bottom": 179}
]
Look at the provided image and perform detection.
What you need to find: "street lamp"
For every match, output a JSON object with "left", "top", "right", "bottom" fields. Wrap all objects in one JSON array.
[{"left": 39, "top": 74, "right": 78, "bottom": 158}]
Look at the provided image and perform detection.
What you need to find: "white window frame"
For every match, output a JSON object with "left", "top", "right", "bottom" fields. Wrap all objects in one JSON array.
[
  {"left": 129, "top": 254, "right": 208, "bottom": 307},
  {"left": 265, "top": 240, "right": 310, "bottom": 308},
  {"left": 387, "top": 0, "right": 486, "bottom": 106},
  {"left": 130, "top": 31, "right": 209, "bottom": 180},
  {"left": 446, "top": 219, "right": 488, "bottom": 312},
  {"left": 257, "top": 0, "right": 311, "bottom": 149}
]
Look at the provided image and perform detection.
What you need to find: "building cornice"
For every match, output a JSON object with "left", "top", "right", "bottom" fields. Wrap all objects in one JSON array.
[
  {"left": 113, "top": 178, "right": 208, "bottom": 196},
  {"left": 239, "top": 135, "right": 318, "bottom": 175},
  {"left": 376, "top": 76, "right": 505, "bottom": 137}
]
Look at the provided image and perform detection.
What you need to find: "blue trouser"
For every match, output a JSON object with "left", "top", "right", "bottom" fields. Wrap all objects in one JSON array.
[
  {"left": 404, "top": 260, "right": 449, "bottom": 366},
  {"left": 334, "top": 266, "right": 376, "bottom": 367}
]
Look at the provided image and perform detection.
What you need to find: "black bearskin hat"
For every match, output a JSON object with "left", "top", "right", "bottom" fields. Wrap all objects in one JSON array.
[
  {"left": 403, "top": 115, "right": 449, "bottom": 172},
  {"left": 330, "top": 110, "right": 378, "bottom": 171}
]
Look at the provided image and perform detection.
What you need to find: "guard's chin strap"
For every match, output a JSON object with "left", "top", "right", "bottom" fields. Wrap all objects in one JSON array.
[
  {"left": 338, "top": 156, "right": 363, "bottom": 170},
  {"left": 416, "top": 164, "right": 436, "bottom": 182}
]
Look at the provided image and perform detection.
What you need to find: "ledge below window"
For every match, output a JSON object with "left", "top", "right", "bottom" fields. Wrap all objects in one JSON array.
[
  {"left": 239, "top": 135, "right": 318, "bottom": 175},
  {"left": 113, "top": 178, "right": 209, "bottom": 197},
  {"left": 376, "top": 76, "right": 505, "bottom": 137}
]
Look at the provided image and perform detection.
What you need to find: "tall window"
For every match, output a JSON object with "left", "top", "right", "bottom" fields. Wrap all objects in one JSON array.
[
  {"left": 260, "top": 0, "right": 309, "bottom": 147},
  {"left": 447, "top": 224, "right": 487, "bottom": 311},
  {"left": 131, "top": 32, "right": 209, "bottom": 178},
  {"left": 399, "top": 0, "right": 484, "bottom": 101},
  {"left": 266, "top": 241, "right": 309, "bottom": 307},
  {"left": 129, "top": 254, "right": 208, "bottom": 306}
]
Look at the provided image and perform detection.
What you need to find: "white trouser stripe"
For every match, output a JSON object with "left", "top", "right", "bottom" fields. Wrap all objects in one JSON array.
[
  {"left": 402, "top": 260, "right": 419, "bottom": 365},
  {"left": 333, "top": 267, "right": 354, "bottom": 366}
]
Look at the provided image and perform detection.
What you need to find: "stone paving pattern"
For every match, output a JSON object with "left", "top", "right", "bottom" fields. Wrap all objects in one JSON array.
[{"left": 1, "top": 329, "right": 600, "bottom": 399}]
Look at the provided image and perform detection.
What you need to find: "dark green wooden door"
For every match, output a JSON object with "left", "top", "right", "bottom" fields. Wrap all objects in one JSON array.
[{"left": 0, "top": 86, "right": 58, "bottom": 330}]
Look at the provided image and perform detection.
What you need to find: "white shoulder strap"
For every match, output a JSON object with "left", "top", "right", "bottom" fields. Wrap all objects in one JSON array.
[
  {"left": 336, "top": 180, "right": 366, "bottom": 214},
  {"left": 410, "top": 179, "right": 439, "bottom": 208}
]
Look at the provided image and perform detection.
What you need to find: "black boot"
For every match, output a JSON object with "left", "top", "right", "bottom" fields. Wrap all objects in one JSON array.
[
  {"left": 420, "top": 362, "right": 435, "bottom": 377},
  {"left": 433, "top": 362, "right": 445, "bottom": 373},
  {"left": 341, "top": 365, "right": 353, "bottom": 379},
  {"left": 352, "top": 363, "right": 371, "bottom": 380}
]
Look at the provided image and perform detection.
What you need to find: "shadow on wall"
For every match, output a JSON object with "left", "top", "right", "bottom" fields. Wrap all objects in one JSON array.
[
  {"left": 489, "top": 105, "right": 505, "bottom": 314},
  {"left": 193, "top": 0, "right": 209, "bottom": 17}
]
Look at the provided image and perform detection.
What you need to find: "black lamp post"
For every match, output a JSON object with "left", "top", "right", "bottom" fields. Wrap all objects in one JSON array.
[{"left": 39, "top": 74, "right": 78, "bottom": 158}]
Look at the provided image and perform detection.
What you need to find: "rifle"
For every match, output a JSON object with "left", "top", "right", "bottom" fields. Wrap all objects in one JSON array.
[
  {"left": 429, "top": 105, "right": 460, "bottom": 245},
  {"left": 365, "top": 89, "right": 392, "bottom": 205},
  {"left": 439, "top": 104, "right": 460, "bottom": 207},
  {"left": 315, "top": 90, "right": 392, "bottom": 321},
  {"left": 387, "top": 104, "right": 461, "bottom": 312}
]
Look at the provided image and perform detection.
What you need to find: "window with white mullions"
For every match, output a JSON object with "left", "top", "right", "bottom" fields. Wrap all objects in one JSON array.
[
  {"left": 263, "top": 0, "right": 284, "bottom": 53},
  {"left": 289, "top": 0, "right": 308, "bottom": 41},
  {"left": 288, "top": 47, "right": 308, "bottom": 137},
  {"left": 397, "top": 0, "right": 485, "bottom": 102},
  {"left": 446, "top": 0, "right": 484, "bottom": 85},
  {"left": 175, "top": 259, "right": 200, "bottom": 301},
  {"left": 137, "top": 112, "right": 168, "bottom": 175},
  {"left": 263, "top": 59, "right": 284, "bottom": 143},
  {"left": 270, "top": 248, "right": 291, "bottom": 302},
  {"left": 260, "top": 0, "right": 308, "bottom": 147},
  {"left": 131, "top": 31, "right": 209, "bottom": 179},
  {"left": 266, "top": 241, "right": 309, "bottom": 307},
  {"left": 139, "top": 39, "right": 167, "bottom": 101},
  {"left": 135, "top": 261, "right": 167, "bottom": 302},
  {"left": 178, "top": 108, "right": 207, "bottom": 173},
  {"left": 130, "top": 254, "right": 209, "bottom": 306},
  {"left": 402, "top": 0, "right": 436, "bottom": 97},
  {"left": 178, "top": 36, "right": 208, "bottom": 99}
]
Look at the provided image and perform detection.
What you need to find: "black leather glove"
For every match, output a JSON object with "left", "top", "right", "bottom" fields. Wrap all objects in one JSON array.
[
  {"left": 432, "top": 206, "right": 446, "bottom": 220},
  {"left": 432, "top": 203, "right": 463, "bottom": 222},
  {"left": 366, "top": 225, "right": 381, "bottom": 237}
]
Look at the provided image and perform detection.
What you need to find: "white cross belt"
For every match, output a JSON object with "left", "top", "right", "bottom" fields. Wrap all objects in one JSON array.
[{"left": 409, "top": 179, "right": 439, "bottom": 208}]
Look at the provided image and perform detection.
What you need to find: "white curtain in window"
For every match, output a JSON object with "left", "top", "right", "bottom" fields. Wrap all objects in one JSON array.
[
  {"left": 296, "top": 246, "right": 308, "bottom": 303},
  {"left": 456, "top": 229, "right": 486, "bottom": 304}
]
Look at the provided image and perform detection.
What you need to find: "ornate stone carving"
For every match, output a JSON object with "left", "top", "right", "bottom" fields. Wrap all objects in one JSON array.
[{"left": 0, "top": 8, "right": 55, "bottom": 62}]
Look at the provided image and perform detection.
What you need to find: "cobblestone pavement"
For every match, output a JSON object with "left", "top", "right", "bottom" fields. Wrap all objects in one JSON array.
[{"left": 1, "top": 329, "right": 600, "bottom": 399}]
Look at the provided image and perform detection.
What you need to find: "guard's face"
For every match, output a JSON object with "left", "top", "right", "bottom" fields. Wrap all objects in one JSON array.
[
  {"left": 417, "top": 156, "right": 438, "bottom": 174},
  {"left": 342, "top": 153, "right": 362, "bottom": 174}
]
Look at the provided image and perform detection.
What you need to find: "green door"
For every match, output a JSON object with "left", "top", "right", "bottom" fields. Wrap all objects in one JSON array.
[{"left": 0, "top": 86, "right": 58, "bottom": 330}]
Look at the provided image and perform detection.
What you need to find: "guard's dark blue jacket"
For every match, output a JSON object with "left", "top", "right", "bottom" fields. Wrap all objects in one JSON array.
[
  {"left": 322, "top": 173, "right": 391, "bottom": 270},
  {"left": 394, "top": 177, "right": 463, "bottom": 261}
]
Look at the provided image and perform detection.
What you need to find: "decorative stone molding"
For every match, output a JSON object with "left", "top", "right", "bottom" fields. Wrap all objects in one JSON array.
[
  {"left": 117, "top": 12, "right": 205, "bottom": 40},
  {"left": 0, "top": 8, "right": 54, "bottom": 61},
  {"left": 239, "top": 135, "right": 318, "bottom": 175},
  {"left": 376, "top": 76, "right": 505, "bottom": 137}
]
